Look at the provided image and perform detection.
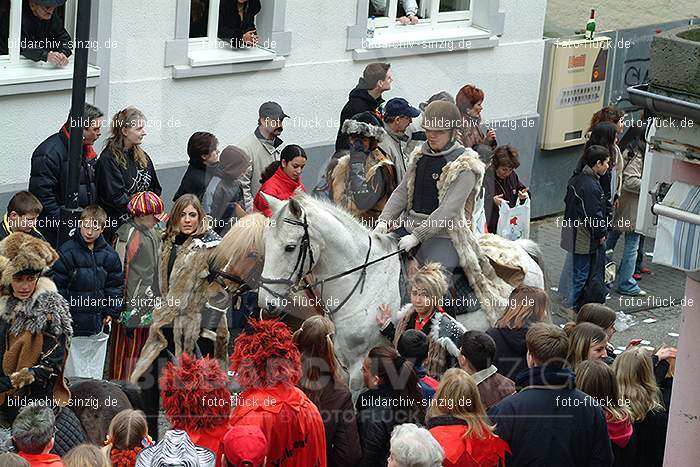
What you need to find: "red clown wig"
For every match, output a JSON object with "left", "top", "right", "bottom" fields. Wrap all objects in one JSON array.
[
  {"left": 230, "top": 320, "right": 302, "bottom": 389},
  {"left": 160, "top": 353, "right": 231, "bottom": 432}
]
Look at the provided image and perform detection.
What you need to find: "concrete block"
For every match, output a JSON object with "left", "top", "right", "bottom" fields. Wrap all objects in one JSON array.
[{"left": 650, "top": 26, "right": 700, "bottom": 97}]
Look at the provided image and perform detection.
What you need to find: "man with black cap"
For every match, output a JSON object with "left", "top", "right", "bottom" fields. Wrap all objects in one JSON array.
[
  {"left": 335, "top": 62, "right": 392, "bottom": 152},
  {"left": 0, "top": 0, "right": 72, "bottom": 64},
  {"left": 238, "top": 101, "right": 289, "bottom": 211},
  {"left": 379, "top": 97, "right": 421, "bottom": 183}
]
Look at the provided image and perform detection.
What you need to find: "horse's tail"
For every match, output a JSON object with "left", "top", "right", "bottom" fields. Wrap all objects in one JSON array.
[{"left": 515, "top": 238, "right": 548, "bottom": 288}]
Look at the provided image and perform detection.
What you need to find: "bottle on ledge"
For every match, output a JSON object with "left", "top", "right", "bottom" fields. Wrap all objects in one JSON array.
[{"left": 585, "top": 9, "right": 596, "bottom": 40}]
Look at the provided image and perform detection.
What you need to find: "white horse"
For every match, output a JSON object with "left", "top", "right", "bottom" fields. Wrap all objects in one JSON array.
[{"left": 258, "top": 192, "right": 544, "bottom": 391}]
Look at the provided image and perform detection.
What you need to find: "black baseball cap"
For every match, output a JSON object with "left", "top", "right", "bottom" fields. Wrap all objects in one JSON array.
[
  {"left": 259, "top": 101, "right": 289, "bottom": 120},
  {"left": 384, "top": 98, "right": 421, "bottom": 118}
]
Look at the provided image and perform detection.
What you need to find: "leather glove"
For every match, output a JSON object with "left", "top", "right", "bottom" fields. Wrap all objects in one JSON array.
[
  {"left": 399, "top": 234, "right": 420, "bottom": 251},
  {"left": 373, "top": 221, "right": 389, "bottom": 235}
]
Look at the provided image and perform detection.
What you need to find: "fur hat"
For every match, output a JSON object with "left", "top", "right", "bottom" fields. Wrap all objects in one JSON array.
[
  {"left": 0, "top": 233, "right": 58, "bottom": 286},
  {"left": 160, "top": 353, "right": 231, "bottom": 432},
  {"left": 341, "top": 111, "right": 386, "bottom": 142}
]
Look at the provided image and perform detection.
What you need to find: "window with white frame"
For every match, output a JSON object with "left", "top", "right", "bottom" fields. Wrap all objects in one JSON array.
[
  {"left": 0, "top": 0, "right": 77, "bottom": 63},
  {"left": 369, "top": 0, "right": 471, "bottom": 30}
]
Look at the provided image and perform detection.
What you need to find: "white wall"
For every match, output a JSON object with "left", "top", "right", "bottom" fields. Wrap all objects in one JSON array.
[{"left": 0, "top": 0, "right": 546, "bottom": 187}]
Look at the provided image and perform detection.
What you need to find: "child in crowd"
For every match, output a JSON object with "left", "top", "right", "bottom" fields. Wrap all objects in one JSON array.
[
  {"left": 63, "top": 444, "right": 110, "bottom": 467},
  {"left": 397, "top": 329, "right": 439, "bottom": 401},
  {"left": 109, "top": 191, "right": 166, "bottom": 381},
  {"left": 0, "top": 191, "right": 45, "bottom": 241},
  {"left": 203, "top": 145, "right": 249, "bottom": 235},
  {"left": 222, "top": 425, "right": 268, "bottom": 467},
  {"left": 565, "top": 322, "right": 609, "bottom": 369},
  {"left": 53, "top": 205, "right": 124, "bottom": 379},
  {"left": 576, "top": 303, "right": 618, "bottom": 363},
  {"left": 577, "top": 360, "right": 636, "bottom": 467},
  {"left": 458, "top": 331, "right": 515, "bottom": 409},
  {"left": 102, "top": 409, "right": 153, "bottom": 467}
]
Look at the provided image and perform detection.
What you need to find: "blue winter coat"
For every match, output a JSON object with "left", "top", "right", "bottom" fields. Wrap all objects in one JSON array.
[{"left": 52, "top": 232, "right": 124, "bottom": 336}]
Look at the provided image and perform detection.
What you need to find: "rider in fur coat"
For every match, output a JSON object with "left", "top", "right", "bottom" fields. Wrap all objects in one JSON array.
[
  {"left": 329, "top": 111, "right": 397, "bottom": 224},
  {"left": 376, "top": 101, "right": 517, "bottom": 322},
  {"left": 0, "top": 233, "right": 73, "bottom": 423}
]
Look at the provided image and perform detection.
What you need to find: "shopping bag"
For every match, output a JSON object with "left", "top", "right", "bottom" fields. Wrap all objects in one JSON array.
[
  {"left": 496, "top": 197, "right": 531, "bottom": 240},
  {"left": 64, "top": 330, "right": 110, "bottom": 380}
]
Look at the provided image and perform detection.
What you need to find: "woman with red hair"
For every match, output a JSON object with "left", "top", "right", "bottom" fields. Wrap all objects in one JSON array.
[
  {"left": 456, "top": 84, "right": 497, "bottom": 159},
  {"left": 160, "top": 353, "right": 232, "bottom": 466},
  {"left": 230, "top": 319, "right": 327, "bottom": 467}
]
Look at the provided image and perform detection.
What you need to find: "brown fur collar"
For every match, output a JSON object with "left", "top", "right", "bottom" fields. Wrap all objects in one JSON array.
[{"left": 0, "top": 277, "right": 73, "bottom": 337}]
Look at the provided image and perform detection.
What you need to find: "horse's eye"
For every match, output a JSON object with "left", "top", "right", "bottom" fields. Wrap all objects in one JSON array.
[{"left": 285, "top": 245, "right": 296, "bottom": 252}]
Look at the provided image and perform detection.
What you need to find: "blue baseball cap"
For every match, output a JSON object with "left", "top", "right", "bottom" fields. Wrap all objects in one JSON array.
[{"left": 384, "top": 98, "right": 421, "bottom": 118}]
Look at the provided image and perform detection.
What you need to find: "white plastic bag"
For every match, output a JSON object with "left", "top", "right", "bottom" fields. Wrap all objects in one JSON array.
[
  {"left": 64, "top": 331, "right": 109, "bottom": 380},
  {"left": 496, "top": 197, "right": 531, "bottom": 240},
  {"left": 473, "top": 186, "right": 487, "bottom": 234}
]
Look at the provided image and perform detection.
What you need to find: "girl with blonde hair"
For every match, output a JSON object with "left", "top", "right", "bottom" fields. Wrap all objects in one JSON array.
[
  {"left": 486, "top": 286, "right": 549, "bottom": 378},
  {"left": 376, "top": 262, "right": 464, "bottom": 378},
  {"left": 102, "top": 409, "right": 152, "bottom": 467},
  {"left": 96, "top": 106, "right": 162, "bottom": 241},
  {"left": 63, "top": 444, "right": 111, "bottom": 467},
  {"left": 613, "top": 346, "right": 668, "bottom": 465},
  {"left": 565, "top": 322, "right": 608, "bottom": 369},
  {"left": 293, "top": 315, "right": 360, "bottom": 467},
  {"left": 576, "top": 360, "right": 636, "bottom": 466},
  {"left": 427, "top": 368, "right": 510, "bottom": 467}
]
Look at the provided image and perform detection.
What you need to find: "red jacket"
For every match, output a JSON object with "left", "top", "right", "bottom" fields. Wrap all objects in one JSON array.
[
  {"left": 254, "top": 168, "right": 305, "bottom": 217},
  {"left": 188, "top": 423, "right": 231, "bottom": 467},
  {"left": 230, "top": 384, "right": 326, "bottom": 467},
  {"left": 19, "top": 452, "right": 65, "bottom": 466},
  {"left": 428, "top": 417, "right": 510, "bottom": 467}
]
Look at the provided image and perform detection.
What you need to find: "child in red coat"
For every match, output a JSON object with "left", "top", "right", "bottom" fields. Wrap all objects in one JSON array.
[{"left": 254, "top": 145, "right": 306, "bottom": 217}]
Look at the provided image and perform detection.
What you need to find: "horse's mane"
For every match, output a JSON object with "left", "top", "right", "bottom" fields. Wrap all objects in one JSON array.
[
  {"left": 288, "top": 192, "right": 370, "bottom": 235},
  {"left": 211, "top": 213, "right": 268, "bottom": 270}
]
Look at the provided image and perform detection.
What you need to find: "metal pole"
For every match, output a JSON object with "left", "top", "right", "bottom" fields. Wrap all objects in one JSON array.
[{"left": 59, "top": 0, "right": 92, "bottom": 246}]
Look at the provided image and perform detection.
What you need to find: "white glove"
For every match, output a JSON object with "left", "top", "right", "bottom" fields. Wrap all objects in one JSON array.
[
  {"left": 399, "top": 234, "right": 420, "bottom": 251},
  {"left": 373, "top": 220, "right": 389, "bottom": 235}
]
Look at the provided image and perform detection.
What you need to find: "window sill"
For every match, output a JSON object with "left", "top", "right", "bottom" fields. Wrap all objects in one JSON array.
[
  {"left": 172, "top": 45, "right": 285, "bottom": 79},
  {"left": 0, "top": 60, "right": 101, "bottom": 96},
  {"left": 353, "top": 25, "right": 497, "bottom": 60}
]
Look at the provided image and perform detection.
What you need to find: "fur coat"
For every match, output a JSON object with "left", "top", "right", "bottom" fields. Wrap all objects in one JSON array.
[
  {"left": 0, "top": 277, "right": 73, "bottom": 407},
  {"left": 403, "top": 146, "right": 515, "bottom": 323},
  {"left": 130, "top": 230, "right": 228, "bottom": 383}
]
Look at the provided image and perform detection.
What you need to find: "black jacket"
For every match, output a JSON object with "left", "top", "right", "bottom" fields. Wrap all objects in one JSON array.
[
  {"left": 488, "top": 366, "right": 613, "bottom": 467},
  {"left": 483, "top": 165, "right": 528, "bottom": 234},
  {"left": 335, "top": 83, "right": 384, "bottom": 151},
  {"left": 53, "top": 233, "right": 124, "bottom": 336},
  {"left": 560, "top": 165, "right": 609, "bottom": 254},
  {"left": 29, "top": 129, "right": 98, "bottom": 247},
  {"left": 217, "top": 0, "right": 260, "bottom": 44},
  {"left": 486, "top": 326, "right": 529, "bottom": 380},
  {"left": 204, "top": 173, "right": 245, "bottom": 236},
  {"left": 632, "top": 409, "right": 668, "bottom": 467},
  {"left": 95, "top": 147, "right": 162, "bottom": 231},
  {"left": 173, "top": 160, "right": 218, "bottom": 202},
  {"left": 0, "top": 3, "right": 72, "bottom": 61}
]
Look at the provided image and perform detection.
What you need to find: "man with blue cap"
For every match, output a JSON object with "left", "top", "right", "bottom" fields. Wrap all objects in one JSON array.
[
  {"left": 379, "top": 98, "right": 421, "bottom": 183},
  {"left": 0, "top": 0, "right": 72, "bottom": 64}
]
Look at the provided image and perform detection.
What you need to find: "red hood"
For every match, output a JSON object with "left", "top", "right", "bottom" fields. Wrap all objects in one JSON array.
[
  {"left": 606, "top": 414, "right": 633, "bottom": 448},
  {"left": 429, "top": 424, "right": 510, "bottom": 466}
]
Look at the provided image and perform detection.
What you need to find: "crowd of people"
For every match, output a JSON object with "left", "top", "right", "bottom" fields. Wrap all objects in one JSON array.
[{"left": 0, "top": 57, "right": 676, "bottom": 467}]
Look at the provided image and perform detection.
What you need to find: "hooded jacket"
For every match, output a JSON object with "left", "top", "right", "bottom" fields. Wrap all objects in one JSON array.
[
  {"left": 0, "top": 2, "right": 72, "bottom": 61},
  {"left": 29, "top": 128, "right": 98, "bottom": 247},
  {"left": 427, "top": 415, "right": 510, "bottom": 467},
  {"left": 52, "top": 232, "right": 124, "bottom": 336},
  {"left": 560, "top": 165, "right": 608, "bottom": 255},
  {"left": 606, "top": 413, "right": 636, "bottom": 467},
  {"left": 254, "top": 167, "right": 305, "bottom": 217},
  {"left": 204, "top": 147, "right": 249, "bottom": 234},
  {"left": 230, "top": 384, "right": 327, "bottom": 467},
  {"left": 335, "top": 83, "right": 385, "bottom": 151},
  {"left": 488, "top": 366, "right": 613, "bottom": 467},
  {"left": 486, "top": 326, "right": 529, "bottom": 380}
]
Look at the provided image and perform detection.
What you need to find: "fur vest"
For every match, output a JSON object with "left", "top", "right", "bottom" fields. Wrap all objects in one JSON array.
[
  {"left": 0, "top": 277, "right": 72, "bottom": 406},
  {"left": 330, "top": 149, "right": 397, "bottom": 222},
  {"left": 404, "top": 146, "right": 514, "bottom": 323}
]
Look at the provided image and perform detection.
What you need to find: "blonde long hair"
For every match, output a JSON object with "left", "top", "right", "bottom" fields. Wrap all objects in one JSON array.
[
  {"left": 613, "top": 347, "right": 664, "bottom": 423},
  {"left": 576, "top": 360, "right": 629, "bottom": 422},
  {"left": 427, "top": 368, "right": 495, "bottom": 440},
  {"left": 164, "top": 194, "right": 209, "bottom": 240},
  {"left": 106, "top": 107, "right": 149, "bottom": 170}
]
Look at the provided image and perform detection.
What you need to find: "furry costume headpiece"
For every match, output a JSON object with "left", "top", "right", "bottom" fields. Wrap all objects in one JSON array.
[
  {"left": 0, "top": 233, "right": 58, "bottom": 287},
  {"left": 230, "top": 319, "right": 302, "bottom": 389},
  {"left": 341, "top": 111, "right": 386, "bottom": 142},
  {"left": 160, "top": 353, "right": 231, "bottom": 432}
]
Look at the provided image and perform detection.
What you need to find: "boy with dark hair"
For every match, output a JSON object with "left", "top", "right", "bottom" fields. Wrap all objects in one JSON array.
[
  {"left": 52, "top": 205, "right": 123, "bottom": 378},
  {"left": 0, "top": 191, "right": 45, "bottom": 241},
  {"left": 559, "top": 145, "right": 611, "bottom": 309},
  {"left": 397, "top": 329, "right": 439, "bottom": 400},
  {"left": 488, "top": 323, "right": 613, "bottom": 466},
  {"left": 458, "top": 330, "right": 515, "bottom": 409},
  {"left": 12, "top": 405, "right": 63, "bottom": 466}
]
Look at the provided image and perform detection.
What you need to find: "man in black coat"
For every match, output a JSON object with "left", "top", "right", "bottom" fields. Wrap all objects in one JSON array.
[
  {"left": 0, "top": 0, "right": 72, "bottom": 64},
  {"left": 29, "top": 103, "right": 103, "bottom": 248},
  {"left": 488, "top": 323, "right": 613, "bottom": 467},
  {"left": 334, "top": 62, "right": 392, "bottom": 152}
]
